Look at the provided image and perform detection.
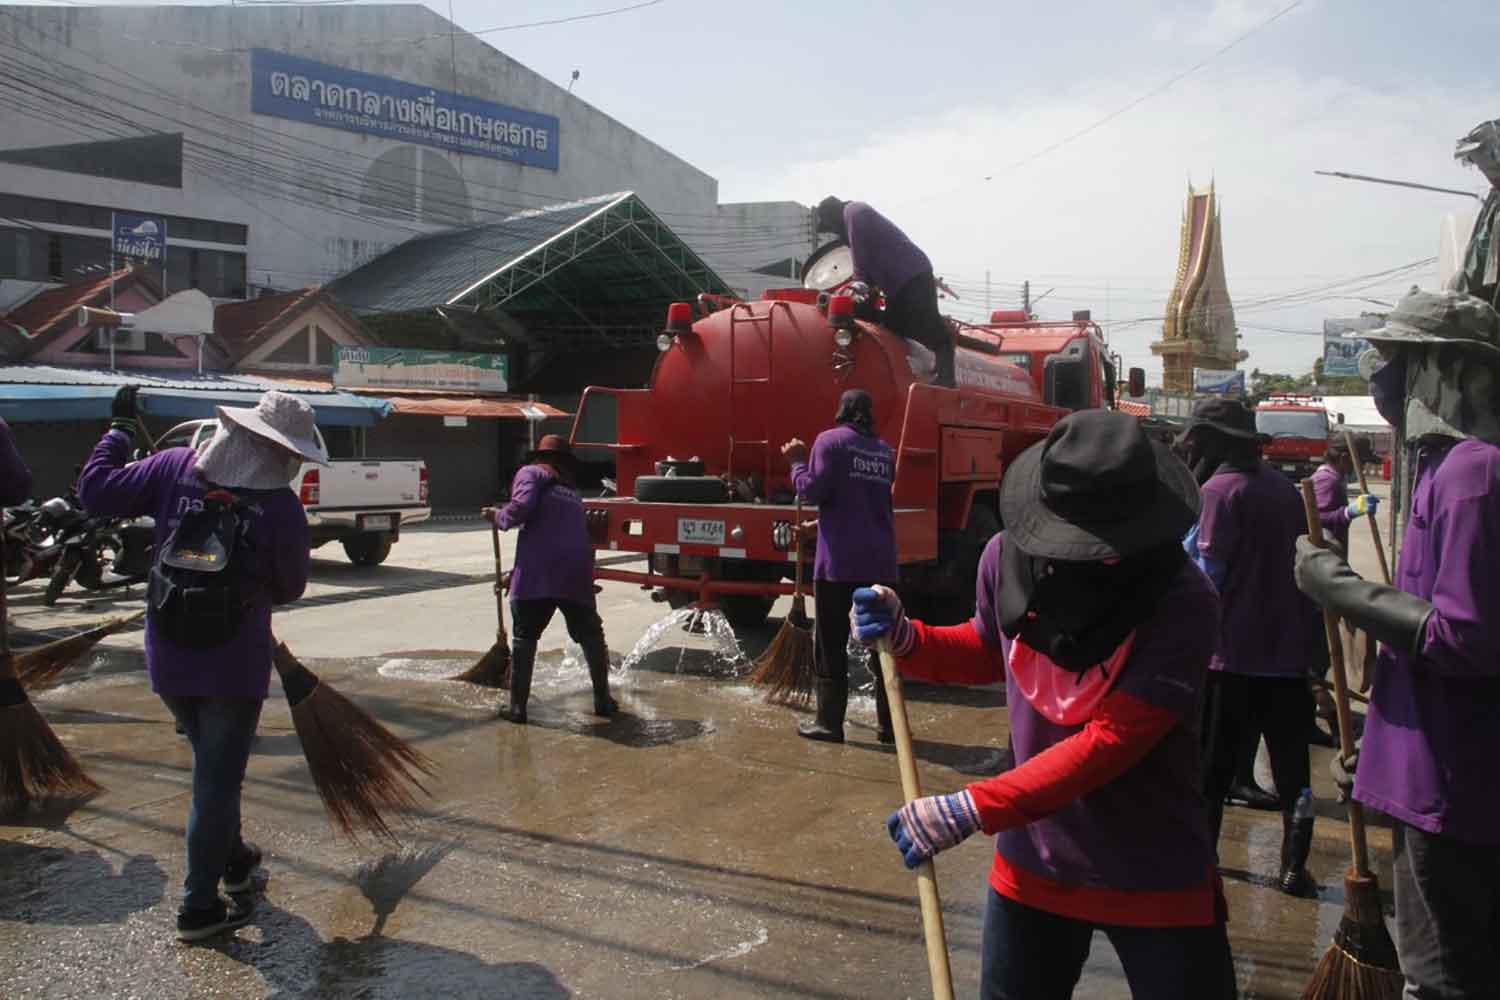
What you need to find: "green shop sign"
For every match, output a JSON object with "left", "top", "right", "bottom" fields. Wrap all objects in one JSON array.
[{"left": 335, "top": 348, "right": 509, "bottom": 393}]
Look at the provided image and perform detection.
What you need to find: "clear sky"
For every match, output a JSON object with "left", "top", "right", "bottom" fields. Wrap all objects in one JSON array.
[{"left": 21, "top": 0, "right": 1500, "bottom": 379}]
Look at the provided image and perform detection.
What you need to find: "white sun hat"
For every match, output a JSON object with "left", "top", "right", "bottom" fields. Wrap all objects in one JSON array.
[{"left": 216, "top": 390, "right": 329, "bottom": 465}]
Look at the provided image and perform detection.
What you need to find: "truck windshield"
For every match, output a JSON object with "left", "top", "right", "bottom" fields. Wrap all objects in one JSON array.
[{"left": 1255, "top": 409, "right": 1328, "bottom": 439}]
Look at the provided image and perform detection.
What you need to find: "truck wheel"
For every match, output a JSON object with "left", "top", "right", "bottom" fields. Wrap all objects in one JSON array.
[
  {"left": 343, "top": 534, "right": 393, "bottom": 566},
  {"left": 633, "top": 475, "right": 728, "bottom": 504},
  {"left": 925, "top": 500, "right": 1001, "bottom": 624},
  {"left": 720, "top": 594, "right": 774, "bottom": 630}
]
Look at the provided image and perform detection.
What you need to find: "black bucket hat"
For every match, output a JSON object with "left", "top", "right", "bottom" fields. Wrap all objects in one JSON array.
[
  {"left": 1177, "top": 396, "right": 1260, "bottom": 441},
  {"left": 1000, "top": 409, "right": 1200, "bottom": 561},
  {"left": 527, "top": 433, "right": 577, "bottom": 465}
]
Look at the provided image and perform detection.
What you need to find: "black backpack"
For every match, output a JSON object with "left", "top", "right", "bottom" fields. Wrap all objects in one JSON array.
[{"left": 148, "top": 488, "right": 255, "bottom": 648}]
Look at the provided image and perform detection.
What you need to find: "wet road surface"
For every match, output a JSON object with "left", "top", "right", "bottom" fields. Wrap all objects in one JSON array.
[{"left": 2, "top": 520, "right": 1395, "bottom": 998}]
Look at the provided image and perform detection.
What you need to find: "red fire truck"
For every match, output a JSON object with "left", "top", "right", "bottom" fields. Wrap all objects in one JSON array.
[
  {"left": 569, "top": 248, "right": 1127, "bottom": 626},
  {"left": 1254, "top": 394, "right": 1331, "bottom": 481}
]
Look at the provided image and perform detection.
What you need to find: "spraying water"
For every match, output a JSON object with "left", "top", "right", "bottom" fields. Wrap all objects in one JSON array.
[{"left": 619, "top": 606, "right": 747, "bottom": 676}]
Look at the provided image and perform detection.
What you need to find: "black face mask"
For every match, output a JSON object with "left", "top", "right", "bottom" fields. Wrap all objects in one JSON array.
[
  {"left": 998, "top": 540, "right": 1187, "bottom": 674},
  {"left": 1369, "top": 352, "right": 1408, "bottom": 427}
]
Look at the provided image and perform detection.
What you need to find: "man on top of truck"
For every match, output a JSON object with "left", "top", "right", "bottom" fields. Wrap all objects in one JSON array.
[{"left": 815, "top": 196, "right": 957, "bottom": 388}]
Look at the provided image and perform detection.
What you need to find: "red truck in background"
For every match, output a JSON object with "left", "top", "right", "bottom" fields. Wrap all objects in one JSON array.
[
  {"left": 569, "top": 245, "right": 1127, "bottom": 626},
  {"left": 1254, "top": 394, "right": 1331, "bottom": 481}
]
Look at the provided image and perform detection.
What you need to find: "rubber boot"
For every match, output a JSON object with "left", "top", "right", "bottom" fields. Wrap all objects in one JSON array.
[
  {"left": 1278, "top": 808, "right": 1314, "bottom": 896},
  {"left": 1225, "top": 780, "right": 1280, "bottom": 811},
  {"left": 798, "top": 678, "right": 847, "bottom": 743},
  {"left": 584, "top": 639, "right": 617, "bottom": 717},
  {"left": 871, "top": 658, "right": 895, "bottom": 745},
  {"left": 933, "top": 341, "right": 958, "bottom": 389},
  {"left": 507, "top": 641, "right": 535, "bottom": 724}
]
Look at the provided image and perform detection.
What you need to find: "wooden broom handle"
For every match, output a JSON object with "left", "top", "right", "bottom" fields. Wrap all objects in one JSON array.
[
  {"left": 1344, "top": 430, "right": 1392, "bottom": 586},
  {"left": 1300, "top": 479, "right": 1373, "bottom": 876},
  {"left": 877, "top": 638, "right": 955, "bottom": 1000},
  {"left": 490, "top": 520, "right": 507, "bottom": 641},
  {"left": 791, "top": 497, "right": 804, "bottom": 596}
]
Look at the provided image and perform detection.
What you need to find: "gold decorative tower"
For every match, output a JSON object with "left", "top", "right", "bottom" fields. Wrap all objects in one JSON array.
[{"left": 1151, "top": 181, "right": 1246, "bottom": 392}]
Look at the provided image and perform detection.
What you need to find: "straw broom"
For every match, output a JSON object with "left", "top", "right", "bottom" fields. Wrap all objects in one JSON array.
[
  {"left": 749, "top": 498, "right": 815, "bottom": 706},
  {"left": 16, "top": 611, "right": 145, "bottom": 690},
  {"left": 449, "top": 517, "right": 510, "bottom": 688},
  {"left": 1299, "top": 479, "right": 1403, "bottom": 1000},
  {"left": 272, "top": 637, "right": 436, "bottom": 841},
  {"left": 0, "top": 537, "right": 101, "bottom": 811},
  {"left": 876, "top": 637, "right": 955, "bottom": 1000}
]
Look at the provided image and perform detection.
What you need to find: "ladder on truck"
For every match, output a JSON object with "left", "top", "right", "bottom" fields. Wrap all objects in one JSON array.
[{"left": 725, "top": 301, "right": 791, "bottom": 492}]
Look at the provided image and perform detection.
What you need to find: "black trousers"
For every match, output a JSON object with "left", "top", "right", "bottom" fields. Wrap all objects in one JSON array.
[
  {"left": 980, "top": 889, "right": 1237, "bottom": 999},
  {"left": 510, "top": 598, "right": 606, "bottom": 651},
  {"left": 884, "top": 272, "right": 956, "bottom": 387},
  {"left": 1201, "top": 673, "right": 1312, "bottom": 827},
  {"left": 1394, "top": 822, "right": 1500, "bottom": 999},
  {"left": 813, "top": 579, "right": 892, "bottom": 734}
]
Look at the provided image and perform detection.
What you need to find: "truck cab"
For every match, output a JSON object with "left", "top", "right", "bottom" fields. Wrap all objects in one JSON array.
[{"left": 1254, "top": 394, "right": 1330, "bottom": 480}]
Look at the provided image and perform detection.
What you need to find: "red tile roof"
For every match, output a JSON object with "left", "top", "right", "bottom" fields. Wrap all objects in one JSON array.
[
  {"left": 213, "top": 286, "right": 321, "bottom": 362},
  {"left": 2, "top": 266, "right": 137, "bottom": 350}
]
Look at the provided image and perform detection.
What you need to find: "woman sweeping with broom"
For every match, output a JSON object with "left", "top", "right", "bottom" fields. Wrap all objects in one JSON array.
[
  {"left": 856, "top": 411, "right": 1236, "bottom": 998},
  {"left": 483, "top": 434, "right": 616, "bottom": 725},
  {"left": 78, "top": 387, "right": 318, "bottom": 942}
]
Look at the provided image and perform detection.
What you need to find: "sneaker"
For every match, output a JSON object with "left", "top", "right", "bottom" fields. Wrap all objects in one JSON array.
[
  {"left": 176, "top": 896, "right": 254, "bottom": 942},
  {"left": 797, "top": 720, "right": 845, "bottom": 744},
  {"left": 222, "top": 842, "right": 262, "bottom": 894},
  {"left": 1225, "top": 781, "right": 1280, "bottom": 811}
]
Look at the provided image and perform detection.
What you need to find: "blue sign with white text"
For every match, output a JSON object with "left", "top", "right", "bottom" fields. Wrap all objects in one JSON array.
[
  {"left": 251, "top": 49, "right": 560, "bottom": 171},
  {"left": 112, "top": 212, "right": 166, "bottom": 263}
]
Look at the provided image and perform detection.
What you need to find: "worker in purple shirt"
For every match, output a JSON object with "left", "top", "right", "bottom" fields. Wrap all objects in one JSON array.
[
  {"left": 780, "top": 389, "right": 898, "bottom": 744},
  {"left": 1177, "top": 397, "right": 1323, "bottom": 896},
  {"left": 77, "top": 387, "right": 316, "bottom": 942},
  {"left": 1310, "top": 434, "right": 1379, "bottom": 552},
  {"left": 0, "top": 416, "right": 32, "bottom": 505},
  {"left": 815, "top": 197, "right": 957, "bottom": 388},
  {"left": 1296, "top": 290, "right": 1500, "bottom": 998},
  {"left": 485, "top": 434, "right": 615, "bottom": 725}
]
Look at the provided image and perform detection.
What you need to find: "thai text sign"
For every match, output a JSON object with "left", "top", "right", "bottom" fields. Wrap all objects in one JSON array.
[
  {"left": 335, "top": 348, "right": 509, "bottom": 393},
  {"left": 251, "top": 49, "right": 559, "bottom": 171},
  {"left": 1194, "top": 368, "right": 1245, "bottom": 395},
  {"left": 112, "top": 212, "right": 166, "bottom": 263},
  {"left": 1323, "top": 317, "right": 1381, "bottom": 378}
]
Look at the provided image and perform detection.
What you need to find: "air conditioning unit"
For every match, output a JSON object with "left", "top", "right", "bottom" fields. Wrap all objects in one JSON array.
[{"left": 95, "top": 328, "right": 147, "bottom": 352}]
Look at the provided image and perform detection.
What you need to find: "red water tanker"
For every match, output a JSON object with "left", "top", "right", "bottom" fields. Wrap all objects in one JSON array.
[{"left": 569, "top": 261, "right": 1121, "bottom": 626}]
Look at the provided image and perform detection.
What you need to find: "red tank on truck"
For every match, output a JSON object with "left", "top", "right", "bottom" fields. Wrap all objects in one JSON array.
[{"left": 569, "top": 249, "right": 1139, "bottom": 628}]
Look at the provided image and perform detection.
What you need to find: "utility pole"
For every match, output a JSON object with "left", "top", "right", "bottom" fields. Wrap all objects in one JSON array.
[{"left": 1022, "top": 280, "right": 1030, "bottom": 318}]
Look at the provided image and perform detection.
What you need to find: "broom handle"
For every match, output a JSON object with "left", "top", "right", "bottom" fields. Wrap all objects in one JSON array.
[
  {"left": 0, "top": 533, "right": 9, "bottom": 658},
  {"left": 1344, "top": 430, "right": 1392, "bottom": 586},
  {"left": 791, "top": 496, "right": 804, "bottom": 601},
  {"left": 876, "top": 638, "right": 955, "bottom": 1000},
  {"left": 491, "top": 520, "right": 507, "bottom": 642},
  {"left": 1300, "top": 479, "right": 1373, "bottom": 876}
]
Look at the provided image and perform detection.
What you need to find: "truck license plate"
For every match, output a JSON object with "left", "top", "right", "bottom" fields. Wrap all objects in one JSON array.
[
  {"left": 357, "top": 513, "right": 397, "bottom": 532},
  {"left": 677, "top": 518, "right": 725, "bottom": 546}
]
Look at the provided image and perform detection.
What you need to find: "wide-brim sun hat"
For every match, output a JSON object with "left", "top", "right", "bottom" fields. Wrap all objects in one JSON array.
[
  {"left": 217, "top": 390, "right": 329, "bottom": 465},
  {"left": 1351, "top": 289, "right": 1500, "bottom": 358},
  {"left": 1000, "top": 409, "right": 1200, "bottom": 561},
  {"left": 527, "top": 433, "right": 577, "bottom": 465},
  {"left": 1176, "top": 395, "right": 1261, "bottom": 442}
]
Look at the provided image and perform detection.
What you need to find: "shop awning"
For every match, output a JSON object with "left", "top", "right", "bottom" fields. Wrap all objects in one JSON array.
[
  {"left": 382, "top": 395, "right": 569, "bottom": 419},
  {"left": 0, "top": 365, "right": 391, "bottom": 427}
]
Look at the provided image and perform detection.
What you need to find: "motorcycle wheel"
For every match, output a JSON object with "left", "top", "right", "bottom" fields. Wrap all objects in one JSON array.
[{"left": 43, "top": 552, "right": 80, "bottom": 606}]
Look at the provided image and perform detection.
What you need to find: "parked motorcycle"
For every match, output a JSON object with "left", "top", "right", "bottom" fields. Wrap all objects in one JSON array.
[{"left": 43, "top": 512, "right": 154, "bottom": 606}]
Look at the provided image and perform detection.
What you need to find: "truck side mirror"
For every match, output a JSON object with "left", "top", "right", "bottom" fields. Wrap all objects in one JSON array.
[{"left": 1127, "top": 367, "right": 1146, "bottom": 397}]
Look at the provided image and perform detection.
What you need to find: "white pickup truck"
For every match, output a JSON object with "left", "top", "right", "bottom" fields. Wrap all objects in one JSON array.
[{"left": 158, "top": 419, "right": 430, "bottom": 566}]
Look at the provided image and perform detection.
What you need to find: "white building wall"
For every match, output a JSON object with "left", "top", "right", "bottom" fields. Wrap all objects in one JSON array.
[{"left": 0, "top": 4, "right": 797, "bottom": 299}]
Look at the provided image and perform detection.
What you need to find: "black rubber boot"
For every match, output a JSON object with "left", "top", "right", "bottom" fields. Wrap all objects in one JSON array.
[
  {"left": 871, "top": 658, "right": 895, "bottom": 745},
  {"left": 1225, "top": 780, "right": 1280, "bottom": 811},
  {"left": 1278, "top": 809, "right": 1314, "bottom": 896},
  {"left": 584, "top": 640, "right": 617, "bottom": 717},
  {"left": 507, "top": 641, "right": 535, "bottom": 724},
  {"left": 798, "top": 678, "right": 847, "bottom": 743}
]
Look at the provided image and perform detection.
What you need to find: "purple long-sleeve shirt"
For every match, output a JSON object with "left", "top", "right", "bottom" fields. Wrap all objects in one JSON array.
[
  {"left": 1311, "top": 462, "right": 1352, "bottom": 549},
  {"left": 844, "top": 202, "right": 932, "bottom": 296},
  {"left": 1197, "top": 462, "right": 1324, "bottom": 677},
  {"left": 1354, "top": 438, "right": 1500, "bottom": 844},
  {"left": 792, "top": 424, "right": 898, "bottom": 584},
  {"left": 0, "top": 417, "right": 32, "bottom": 505},
  {"left": 495, "top": 464, "right": 595, "bottom": 606},
  {"left": 76, "top": 430, "right": 310, "bottom": 700}
]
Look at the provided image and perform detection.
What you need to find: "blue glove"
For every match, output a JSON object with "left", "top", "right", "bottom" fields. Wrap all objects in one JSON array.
[
  {"left": 851, "top": 585, "right": 915, "bottom": 656},
  {"left": 886, "top": 790, "right": 982, "bottom": 869},
  {"left": 1345, "top": 494, "right": 1379, "bottom": 519}
]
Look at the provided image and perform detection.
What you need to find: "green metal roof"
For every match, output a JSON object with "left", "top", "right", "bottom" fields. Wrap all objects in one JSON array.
[{"left": 327, "top": 192, "right": 732, "bottom": 338}]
